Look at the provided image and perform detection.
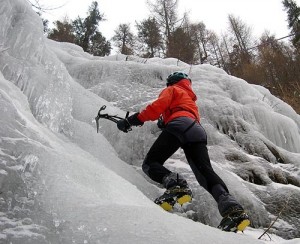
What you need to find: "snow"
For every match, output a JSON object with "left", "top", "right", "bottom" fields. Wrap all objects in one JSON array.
[{"left": 0, "top": 0, "right": 300, "bottom": 243}]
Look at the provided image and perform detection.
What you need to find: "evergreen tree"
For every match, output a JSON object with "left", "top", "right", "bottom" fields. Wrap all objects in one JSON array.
[
  {"left": 112, "top": 23, "right": 135, "bottom": 55},
  {"left": 73, "top": 1, "right": 111, "bottom": 56},
  {"left": 48, "top": 18, "right": 76, "bottom": 43},
  {"left": 35, "top": 11, "right": 49, "bottom": 33},
  {"left": 73, "top": 1, "right": 103, "bottom": 51},
  {"left": 136, "top": 17, "right": 163, "bottom": 57},
  {"left": 147, "top": 0, "right": 179, "bottom": 56},
  {"left": 282, "top": 0, "right": 300, "bottom": 47},
  {"left": 89, "top": 32, "right": 111, "bottom": 56},
  {"left": 42, "top": 18, "right": 49, "bottom": 34},
  {"left": 167, "top": 26, "right": 196, "bottom": 64}
]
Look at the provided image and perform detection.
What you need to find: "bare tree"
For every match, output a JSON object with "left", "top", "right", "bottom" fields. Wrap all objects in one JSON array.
[
  {"left": 219, "top": 33, "right": 234, "bottom": 73},
  {"left": 190, "top": 22, "right": 209, "bottom": 64},
  {"left": 207, "top": 31, "right": 225, "bottom": 68},
  {"left": 28, "top": 0, "right": 67, "bottom": 33},
  {"left": 227, "top": 14, "right": 253, "bottom": 60},
  {"left": 28, "top": 0, "right": 66, "bottom": 12}
]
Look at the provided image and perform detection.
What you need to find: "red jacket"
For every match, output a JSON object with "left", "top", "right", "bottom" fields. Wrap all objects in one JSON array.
[{"left": 137, "top": 79, "right": 200, "bottom": 124}]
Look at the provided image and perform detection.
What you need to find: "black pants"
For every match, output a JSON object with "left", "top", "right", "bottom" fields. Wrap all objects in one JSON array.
[{"left": 142, "top": 130, "right": 228, "bottom": 200}]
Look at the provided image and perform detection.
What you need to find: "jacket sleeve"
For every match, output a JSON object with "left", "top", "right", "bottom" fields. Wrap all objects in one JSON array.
[{"left": 138, "top": 87, "right": 173, "bottom": 122}]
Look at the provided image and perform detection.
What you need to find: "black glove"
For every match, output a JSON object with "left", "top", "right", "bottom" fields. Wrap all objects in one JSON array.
[
  {"left": 117, "top": 113, "right": 144, "bottom": 133},
  {"left": 127, "top": 113, "right": 144, "bottom": 126},
  {"left": 117, "top": 119, "right": 131, "bottom": 133}
]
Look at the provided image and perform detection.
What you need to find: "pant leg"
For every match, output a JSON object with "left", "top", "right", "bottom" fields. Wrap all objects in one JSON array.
[
  {"left": 142, "top": 130, "right": 181, "bottom": 184},
  {"left": 182, "top": 142, "right": 229, "bottom": 199},
  {"left": 183, "top": 142, "right": 244, "bottom": 216}
]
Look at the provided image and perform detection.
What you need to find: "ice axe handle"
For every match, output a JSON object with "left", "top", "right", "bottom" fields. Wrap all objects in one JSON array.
[
  {"left": 95, "top": 105, "right": 107, "bottom": 133},
  {"left": 125, "top": 111, "right": 132, "bottom": 132}
]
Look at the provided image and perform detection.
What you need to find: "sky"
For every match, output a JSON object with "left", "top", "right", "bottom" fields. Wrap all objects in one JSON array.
[{"left": 39, "top": 0, "right": 300, "bottom": 41}]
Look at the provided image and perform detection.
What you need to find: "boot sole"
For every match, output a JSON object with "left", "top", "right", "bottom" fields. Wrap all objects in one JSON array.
[
  {"left": 237, "top": 219, "right": 251, "bottom": 231},
  {"left": 177, "top": 194, "right": 192, "bottom": 205},
  {"left": 159, "top": 194, "right": 192, "bottom": 211},
  {"left": 160, "top": 202, "right": 173, "bottom": 211}
]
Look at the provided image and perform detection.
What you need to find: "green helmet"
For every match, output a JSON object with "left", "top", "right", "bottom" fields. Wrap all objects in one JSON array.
[{"left": 166, "top": 72, "right": 191, "bottom": 86}]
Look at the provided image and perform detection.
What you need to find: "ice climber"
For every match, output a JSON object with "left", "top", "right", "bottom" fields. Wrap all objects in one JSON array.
[{"left": 116, "top": 71, "right": 250, "bottom": 232}]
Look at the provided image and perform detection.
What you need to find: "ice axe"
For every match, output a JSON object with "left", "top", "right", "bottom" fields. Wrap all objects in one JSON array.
[{"left": 95, "top": 105, "right": 130, "bottom": 133}]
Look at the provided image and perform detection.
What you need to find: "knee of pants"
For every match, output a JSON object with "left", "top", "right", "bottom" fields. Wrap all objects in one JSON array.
[
  {"left": 142, "top": 156, "right": 151, "bottom": 176},
  {"left": 142, "top": 162, "right": 150, "bottom": 176}
]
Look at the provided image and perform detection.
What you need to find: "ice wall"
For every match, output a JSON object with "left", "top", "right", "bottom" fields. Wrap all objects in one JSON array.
[
  {"left": 0, "top": 15, "right": 261, "bottom": 244},
  {"left": 2, "top": 71, "right": 261, "bottom": 244},
  {"left": 0, "top": 0, "right": 72, "bottom": 133},
  {"left": 52, "top": 41, "right": 300, "bottom": 238},
  {"left": 52, "top": 40, "right": 300, "bottom": 238},
  {"left": 0, "top": 0, "right": 300, "bottom": 242},
  {"left": 190, "top": 65, "right": 300, "bottom": 154}
]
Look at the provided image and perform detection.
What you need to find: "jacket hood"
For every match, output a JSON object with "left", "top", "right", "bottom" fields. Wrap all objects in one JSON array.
[{"left": 173, "top": 79, "right": 197, "bottom": 101}]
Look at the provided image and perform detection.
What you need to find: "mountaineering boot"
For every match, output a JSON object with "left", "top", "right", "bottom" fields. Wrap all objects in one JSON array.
[
  {"left": 162, "top": 172, "right": 188, "bottom": 189},
  {"left": 218, "top": 208, "right": 250, "bottom": 232},
  {"left": 216, "top": 192, "right": 250, "bottom": 232},
  {"left": 155, "top": 173, "right": 192, "bottom": 211},
  {"left": 154, "top": 185, "right": 193, "bottom": 211}
]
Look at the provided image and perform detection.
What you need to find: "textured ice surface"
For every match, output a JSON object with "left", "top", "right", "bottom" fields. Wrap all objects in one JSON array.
[{"left": 0, "top": 0, "right": 299, "bottom": 243}]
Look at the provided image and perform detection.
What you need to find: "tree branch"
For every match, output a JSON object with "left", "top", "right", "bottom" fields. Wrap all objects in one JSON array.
[{"left": 258, "top": 194, "right": 292, "bottom": 240}]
